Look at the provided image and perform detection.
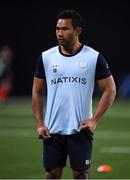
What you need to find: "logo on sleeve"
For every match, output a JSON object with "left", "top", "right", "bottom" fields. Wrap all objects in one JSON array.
[{"left": 106, "top": 63, "right": 109, "bottom": 69}]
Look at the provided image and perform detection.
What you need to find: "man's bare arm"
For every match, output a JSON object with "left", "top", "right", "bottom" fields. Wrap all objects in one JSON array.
[
  {"left": 93, "top": 75, "right": 116, "bottom": 121},
  {"left": 80, "top": 75, "right": 116, "bottom": 131},
  {"left": 32, "top": 77, "right": 50, "bottom": 138}
]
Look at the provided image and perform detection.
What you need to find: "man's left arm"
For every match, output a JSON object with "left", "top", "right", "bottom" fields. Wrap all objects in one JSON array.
[{"left": 80, "top": 75, "right": 116, "bottom": 132}]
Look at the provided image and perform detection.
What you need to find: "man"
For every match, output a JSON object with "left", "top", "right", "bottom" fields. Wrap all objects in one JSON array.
[{"left": 32, "top": 9, "right": 116, "bottom": 179}]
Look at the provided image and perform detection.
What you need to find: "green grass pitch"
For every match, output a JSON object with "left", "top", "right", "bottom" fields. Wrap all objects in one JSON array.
[{"left": 0, "top": 97, "right": 130, "bottom": 179}]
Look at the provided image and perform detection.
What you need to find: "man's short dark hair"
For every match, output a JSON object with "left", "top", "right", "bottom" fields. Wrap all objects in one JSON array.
[{"left": 57, "top": 9, "right": 82, "bottom": 29}]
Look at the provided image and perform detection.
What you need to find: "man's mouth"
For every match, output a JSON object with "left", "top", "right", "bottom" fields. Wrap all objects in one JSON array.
[{"left": 58, "top": 39, "right": 65, "bottom": 43}]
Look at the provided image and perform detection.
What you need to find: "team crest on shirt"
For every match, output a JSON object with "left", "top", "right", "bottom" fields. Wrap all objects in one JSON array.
[
  {"left": 79, "top": 61, "right": 88, "bottom": 69},
  {"left": 52, "top": 64, "right": 58, "bottom": 73}
]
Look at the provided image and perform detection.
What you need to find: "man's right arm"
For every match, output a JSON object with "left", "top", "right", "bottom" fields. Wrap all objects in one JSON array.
[
  {"left": 32, "top": 77, "right": 45, "bottom": 128},
  {"left": 32, "top": 77, "right": 51, "bottom": 139}
]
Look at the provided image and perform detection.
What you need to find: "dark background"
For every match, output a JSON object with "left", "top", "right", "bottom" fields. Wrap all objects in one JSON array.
[{"left": 0, "top": 1, "right": 129, "bottom": 96}]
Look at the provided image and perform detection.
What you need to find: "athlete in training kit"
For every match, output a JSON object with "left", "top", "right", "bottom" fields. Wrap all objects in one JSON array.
[{"left": 32, "top": 9, "right": 116, "bottom": 179}]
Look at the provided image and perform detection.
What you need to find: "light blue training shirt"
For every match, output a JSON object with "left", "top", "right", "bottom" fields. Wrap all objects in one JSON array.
[{"left": 34, "top": 45, "right": 111, "bottom": 135}]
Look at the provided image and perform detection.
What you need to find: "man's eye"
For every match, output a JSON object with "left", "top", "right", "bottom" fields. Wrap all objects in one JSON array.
[
  {"left": 62, "top": 27, "right": 69, "bottom": 30},
  {"left": 56, "top": 28, "right": 60, "bottom": 30}
]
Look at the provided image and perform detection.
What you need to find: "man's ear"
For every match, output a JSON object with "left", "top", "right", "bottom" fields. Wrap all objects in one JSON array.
[{"left": 76, "top": 27, "right": 82, "bottom": 36}]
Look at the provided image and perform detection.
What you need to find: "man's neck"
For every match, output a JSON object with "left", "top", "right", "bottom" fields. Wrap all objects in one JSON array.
[{"left": 60, "top": 42, "right": 82, "bottom": 56}]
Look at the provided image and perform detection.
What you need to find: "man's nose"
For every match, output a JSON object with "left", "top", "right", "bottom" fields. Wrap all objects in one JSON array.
[{"left": 57, "top": 30, "right": 63, "bottom": 37}]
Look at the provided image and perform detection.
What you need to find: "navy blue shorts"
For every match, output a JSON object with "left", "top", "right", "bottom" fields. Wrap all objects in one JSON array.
[{"left": 43, "top": 129, "right": 93, "bottom": 171}]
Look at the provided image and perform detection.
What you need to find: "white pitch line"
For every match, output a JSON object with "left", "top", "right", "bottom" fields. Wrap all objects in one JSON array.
[
  {"left": 0, "top": 129, "right": 35, "bottom": 137},
  {"left": 100, "top": 147, "right": 130, "bottom": 154},
  {"left": 95, "top": 131, "right": 130, "bottom": 139}
]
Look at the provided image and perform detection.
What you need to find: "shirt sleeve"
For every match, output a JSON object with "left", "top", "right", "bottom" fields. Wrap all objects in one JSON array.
[
  {"left": 34, "top": 54, "right": 45, "bottom": 79},
  {"left": 95, "top": 53, "right": 112, "bottom": 80}
]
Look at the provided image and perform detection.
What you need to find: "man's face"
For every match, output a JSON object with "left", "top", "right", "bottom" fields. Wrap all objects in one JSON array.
[{"left": 56, "top": 18, "right": 77, "bottom": 47}]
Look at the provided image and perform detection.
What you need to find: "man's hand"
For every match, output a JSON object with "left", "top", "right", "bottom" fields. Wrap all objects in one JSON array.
[
  {"left": 37, "top": 126, "right": 51, "bottom": 139},
  {"left": 80, "top": 118, "right": 97, "bottom": 133}
]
